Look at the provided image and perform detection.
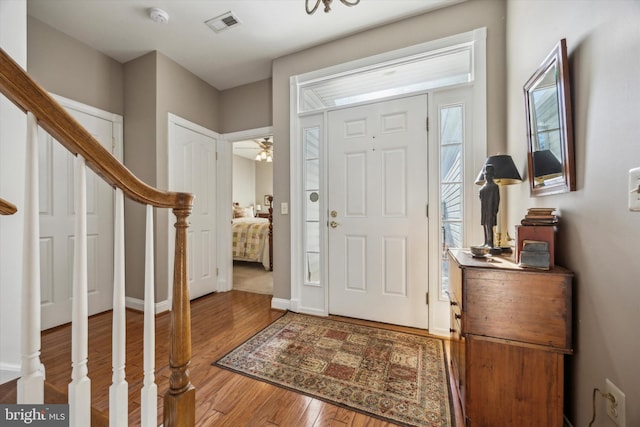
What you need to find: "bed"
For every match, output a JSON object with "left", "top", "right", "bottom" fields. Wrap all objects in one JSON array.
[{"left": 232, "top": 198, "right": 273, "bottom": 270}]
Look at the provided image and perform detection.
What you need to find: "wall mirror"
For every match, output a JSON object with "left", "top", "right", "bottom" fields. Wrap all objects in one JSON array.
[{"left": 524, "top": 38, "right": 575, "bottom": 196}]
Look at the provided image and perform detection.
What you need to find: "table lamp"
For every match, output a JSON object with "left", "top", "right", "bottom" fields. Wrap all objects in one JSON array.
[{"left": 475, "top": 154, "right": 522, "bottom": 253}]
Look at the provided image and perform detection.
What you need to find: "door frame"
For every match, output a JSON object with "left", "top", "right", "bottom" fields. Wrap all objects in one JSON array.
[
  {"left": 219, "top": 126, "right": 274, "bottom": 293},
  {"left": 289, "top": 29, "right": 487, "bottom": 335}
]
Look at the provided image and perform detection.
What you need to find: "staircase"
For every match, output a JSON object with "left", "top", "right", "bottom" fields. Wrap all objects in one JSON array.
[{"left": 0, "top": 48, "right": 196, "bottom": 426}]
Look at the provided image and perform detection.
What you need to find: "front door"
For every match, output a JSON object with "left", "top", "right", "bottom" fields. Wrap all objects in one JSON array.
[
  {"left": 169, "top": 118, "right": 217, "bottom": 300},
  {"left": 328, "top": 95, "right": 429, "bottom": 329},
  {"left": 40, "top": 104, "right": 118, "bottom": 330}
]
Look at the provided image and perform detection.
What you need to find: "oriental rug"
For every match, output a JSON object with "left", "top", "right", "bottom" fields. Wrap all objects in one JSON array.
[{"left": 214, "top": 312, "right": 453, "bottom": 427}]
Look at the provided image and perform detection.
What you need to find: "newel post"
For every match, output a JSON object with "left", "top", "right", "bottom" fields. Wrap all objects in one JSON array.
[{"left": 163, "top": 202, "right": 195, "bottom": 427}]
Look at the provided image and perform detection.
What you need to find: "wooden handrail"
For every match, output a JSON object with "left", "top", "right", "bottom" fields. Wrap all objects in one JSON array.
[
  {"left": 0, "top": 48, "right": 192, "bottom": 209},
  {"left": 0, "top": 197, "right": 17, "bottom": 215},
  {"left": 0, "top": 48, "right": 195, "bottom": 426}
]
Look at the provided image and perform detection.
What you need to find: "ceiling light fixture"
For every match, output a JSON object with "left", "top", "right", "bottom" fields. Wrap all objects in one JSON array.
[
  {"left": 306, "top": 0, "right": 360, "bottom": 15},
  {"left": 255, "top": 147, "right": 273, "bottom": 162},
  {"left": 149, "top": 7, "right": 169, "bottom": 24}
]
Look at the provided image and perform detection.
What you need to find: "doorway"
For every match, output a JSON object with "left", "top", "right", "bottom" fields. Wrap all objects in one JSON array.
[
  {"left": 231, "top": 135, "right": 274, "bottom": 295},
  {"left": 290, "top": 29, "right": 487, "bottom": 335}
]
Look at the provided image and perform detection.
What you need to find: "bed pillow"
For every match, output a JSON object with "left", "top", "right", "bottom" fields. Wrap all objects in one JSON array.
[{"left": 233, "top": 205, "right": 254, "bottom": 218}]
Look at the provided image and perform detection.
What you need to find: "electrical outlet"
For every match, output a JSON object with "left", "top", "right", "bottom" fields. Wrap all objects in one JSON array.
[
  {"left": 280, "top": 202, "right": 288, "bottom": 215},
  {"left": 606, "top": 379, "right": 626, "bottom": 427}
]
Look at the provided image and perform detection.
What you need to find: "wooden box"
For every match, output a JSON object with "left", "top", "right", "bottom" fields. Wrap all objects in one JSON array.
[{"left": 516, "top": 225, "right": 556, "bottom": 267}]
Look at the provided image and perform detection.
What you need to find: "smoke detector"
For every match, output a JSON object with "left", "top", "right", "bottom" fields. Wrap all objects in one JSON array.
[{"left": 149, "top": 7, "right": 169, "bottom": 24}]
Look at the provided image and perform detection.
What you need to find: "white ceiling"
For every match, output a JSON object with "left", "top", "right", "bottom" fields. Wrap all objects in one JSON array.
[{"left": 27, "top": 0, "right": 463, "bottom": 90}]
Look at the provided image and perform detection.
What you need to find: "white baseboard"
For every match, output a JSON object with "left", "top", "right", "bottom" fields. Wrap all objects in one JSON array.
[
  {"left": 271, "top": 298, "right": 290, "bottom": 311},
  {"left": 125, "top": 297, "right": 170, "bottom": 314},
  {"left": 429, "top": 327, "right": 451, "bottom": 338},
  {"left": 0, "top": 363, "right": 21, "bottom": 385},
  {"left": 297, "top": 306, "right": 327, "bottom": 317}
]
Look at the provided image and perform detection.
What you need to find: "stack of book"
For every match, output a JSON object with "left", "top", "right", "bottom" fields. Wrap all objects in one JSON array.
[
  {"left": 521, "top": 207, "right": 558, "bottom": 226},
  {"left": 519, "top": 240, "right": 550, "bottom": 270}
]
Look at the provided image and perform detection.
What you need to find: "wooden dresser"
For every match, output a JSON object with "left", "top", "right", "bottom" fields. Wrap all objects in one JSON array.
[{"left": 447, "top": 249, "right": 573, "bottom": 427}]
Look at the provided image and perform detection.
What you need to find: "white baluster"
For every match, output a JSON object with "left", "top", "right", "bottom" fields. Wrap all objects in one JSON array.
[
  {"left": 17, "top": 112, "right": 45, "bottom": 403},
  {"left": 109, "top": 188, "right": 128, "bottom": 426},
  {"left": 68, "top": 155, "right": 91, "bottom": 427},
  {"left": 141, "top": 204, "right": 158, "bottom": 427}
]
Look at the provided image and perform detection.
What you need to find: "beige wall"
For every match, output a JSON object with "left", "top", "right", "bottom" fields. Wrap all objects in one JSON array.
[
  {"left": 255, "top": 161, "right": 273, "bottom": 213},
  {"left": 27, "top": 17, "right": 124, "bottom": 115},
  {"left": 123, "top": 52, "right": 158, "bottom": 300},
  {"left": 154, "top": 52, "right": 221, "bottom": 301},
  {"left": 220, "top": 78, "right": 272, "bottom": 133},
  {"left": 233, "top": 155, "right": 256, "bottom": 207},
  {"left": 271, "top": 0, "right": 507, "bottom": 299},
  {"left": 26, "top": 20, "right": 226, "bottom": 302},
  {"left": 506, "top": 1, "right": 640, "bottom": 425}
]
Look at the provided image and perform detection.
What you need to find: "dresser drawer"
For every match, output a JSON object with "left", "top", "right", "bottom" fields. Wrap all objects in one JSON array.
[{"left": 464, "top": 268, "right": 572, "bottom": 350}]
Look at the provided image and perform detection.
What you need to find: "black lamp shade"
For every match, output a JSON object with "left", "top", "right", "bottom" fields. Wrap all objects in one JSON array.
[
  {"left": 532, "top": 150, "right": 562, "bottom": 178},
  {"left": 475, "top": 154, "right": 523, "bottom": 185}
]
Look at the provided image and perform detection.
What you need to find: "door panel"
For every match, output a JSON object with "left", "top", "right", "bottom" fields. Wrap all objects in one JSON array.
[
  {"left": 39, "top": 110, "right": 115, "bottom": 330},
  {"left": 169, "top": 122, "right": 217, "bottom": 300},
  {"left": 328, "top": 95, "right": 429, "bottom": 329}
]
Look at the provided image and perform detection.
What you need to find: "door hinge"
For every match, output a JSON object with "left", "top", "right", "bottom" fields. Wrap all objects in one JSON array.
[
  {"left": 216, "top": 152, "right": 218, "bottom": 160},
  {"left": 216, "top": 267, "right": 219, "bottom": 276},
  {"left": 426, "top": 204, "right": 429, "bottom": 218},
  {"left": 426, "top": 292, "right": 429, "bottom": 305},
  {"left": 425, "top": 116, "right": 429, "bottom": 132}
]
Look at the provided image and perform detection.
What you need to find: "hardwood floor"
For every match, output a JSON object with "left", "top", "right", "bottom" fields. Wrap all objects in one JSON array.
[{"left": 1, "top": 291, "right": 463, "bottom": 426}]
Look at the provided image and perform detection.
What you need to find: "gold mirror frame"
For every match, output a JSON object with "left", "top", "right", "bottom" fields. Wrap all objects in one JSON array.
[{"left": 524, "top": 39, "right": 575, "bottom": 196}]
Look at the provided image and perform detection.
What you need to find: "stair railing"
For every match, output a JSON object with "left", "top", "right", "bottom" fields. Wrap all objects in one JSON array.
[{"left": 0, "top": 47, "right": 195, "bottom": 427}]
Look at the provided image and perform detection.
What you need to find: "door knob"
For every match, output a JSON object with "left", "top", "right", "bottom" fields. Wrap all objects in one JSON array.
[
  {"left": 330, "top": 210, "right": 338, "bottom": 218},
  {"left": 330, "top": 221, "right": 340, "bottom": 228}
]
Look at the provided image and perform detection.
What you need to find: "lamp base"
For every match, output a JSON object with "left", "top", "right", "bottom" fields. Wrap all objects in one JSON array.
[{"left": 489, "top": 247, "right": 503, "bottom": 256}]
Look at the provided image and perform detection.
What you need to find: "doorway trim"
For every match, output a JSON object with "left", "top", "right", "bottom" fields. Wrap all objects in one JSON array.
[
  {"left": 289, "top": 28, "right": 487, "bottom": 334},
  {"left": 220, "top": 126, "right": 273, "bottom": 292}
]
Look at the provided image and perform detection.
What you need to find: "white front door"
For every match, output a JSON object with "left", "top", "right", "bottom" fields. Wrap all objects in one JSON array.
[
  {"left": 328, "top": 95, "right": 429, "bottom": 329},
  {"left": 40, "top": 104, "right": 118, "bottom": 330},
  {"left": 169, "top": 118, "right": 217, "bottom": 300}
]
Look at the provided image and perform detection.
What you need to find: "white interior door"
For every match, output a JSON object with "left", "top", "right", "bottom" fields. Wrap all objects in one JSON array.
[
  {"left": 328, "top": 95, "right": 429, "bottom": 329},
  {"left": 39, "top": 106, "right": 117, "bottom": 330},
  {"left": 169, "top": 118, "right": 217, "bottom": 300}
]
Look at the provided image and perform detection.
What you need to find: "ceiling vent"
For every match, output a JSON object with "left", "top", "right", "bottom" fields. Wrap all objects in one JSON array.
[{"left": 205, "top": 11, "right": 241, "bottom": 33}]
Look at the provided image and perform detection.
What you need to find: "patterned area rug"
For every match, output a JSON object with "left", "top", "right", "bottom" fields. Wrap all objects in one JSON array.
[{"left": 214, "top": 312, "right": 453, "bottom": 427}]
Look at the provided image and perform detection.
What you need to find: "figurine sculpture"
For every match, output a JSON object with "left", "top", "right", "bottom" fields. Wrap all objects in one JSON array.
[{"left": 479, "top": 164, "right": 500, "bottom": 248}]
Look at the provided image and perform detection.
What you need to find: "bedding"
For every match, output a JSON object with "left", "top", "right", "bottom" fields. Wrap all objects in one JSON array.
[{"left": 232, "top": 217, "right": 271, "bottom": 270}]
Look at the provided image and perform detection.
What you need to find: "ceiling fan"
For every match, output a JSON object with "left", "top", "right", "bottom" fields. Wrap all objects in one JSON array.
[
  {"left": 253, "top": 137, "right": 273, "bottom": 162},
  {"left": 234, "top": 136, "right": 273, "bottom": 162}
]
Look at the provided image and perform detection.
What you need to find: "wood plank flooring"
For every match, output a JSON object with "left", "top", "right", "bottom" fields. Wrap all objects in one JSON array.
[{"left": 1, "top": 290, "right": 463, "bottom": 426}]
